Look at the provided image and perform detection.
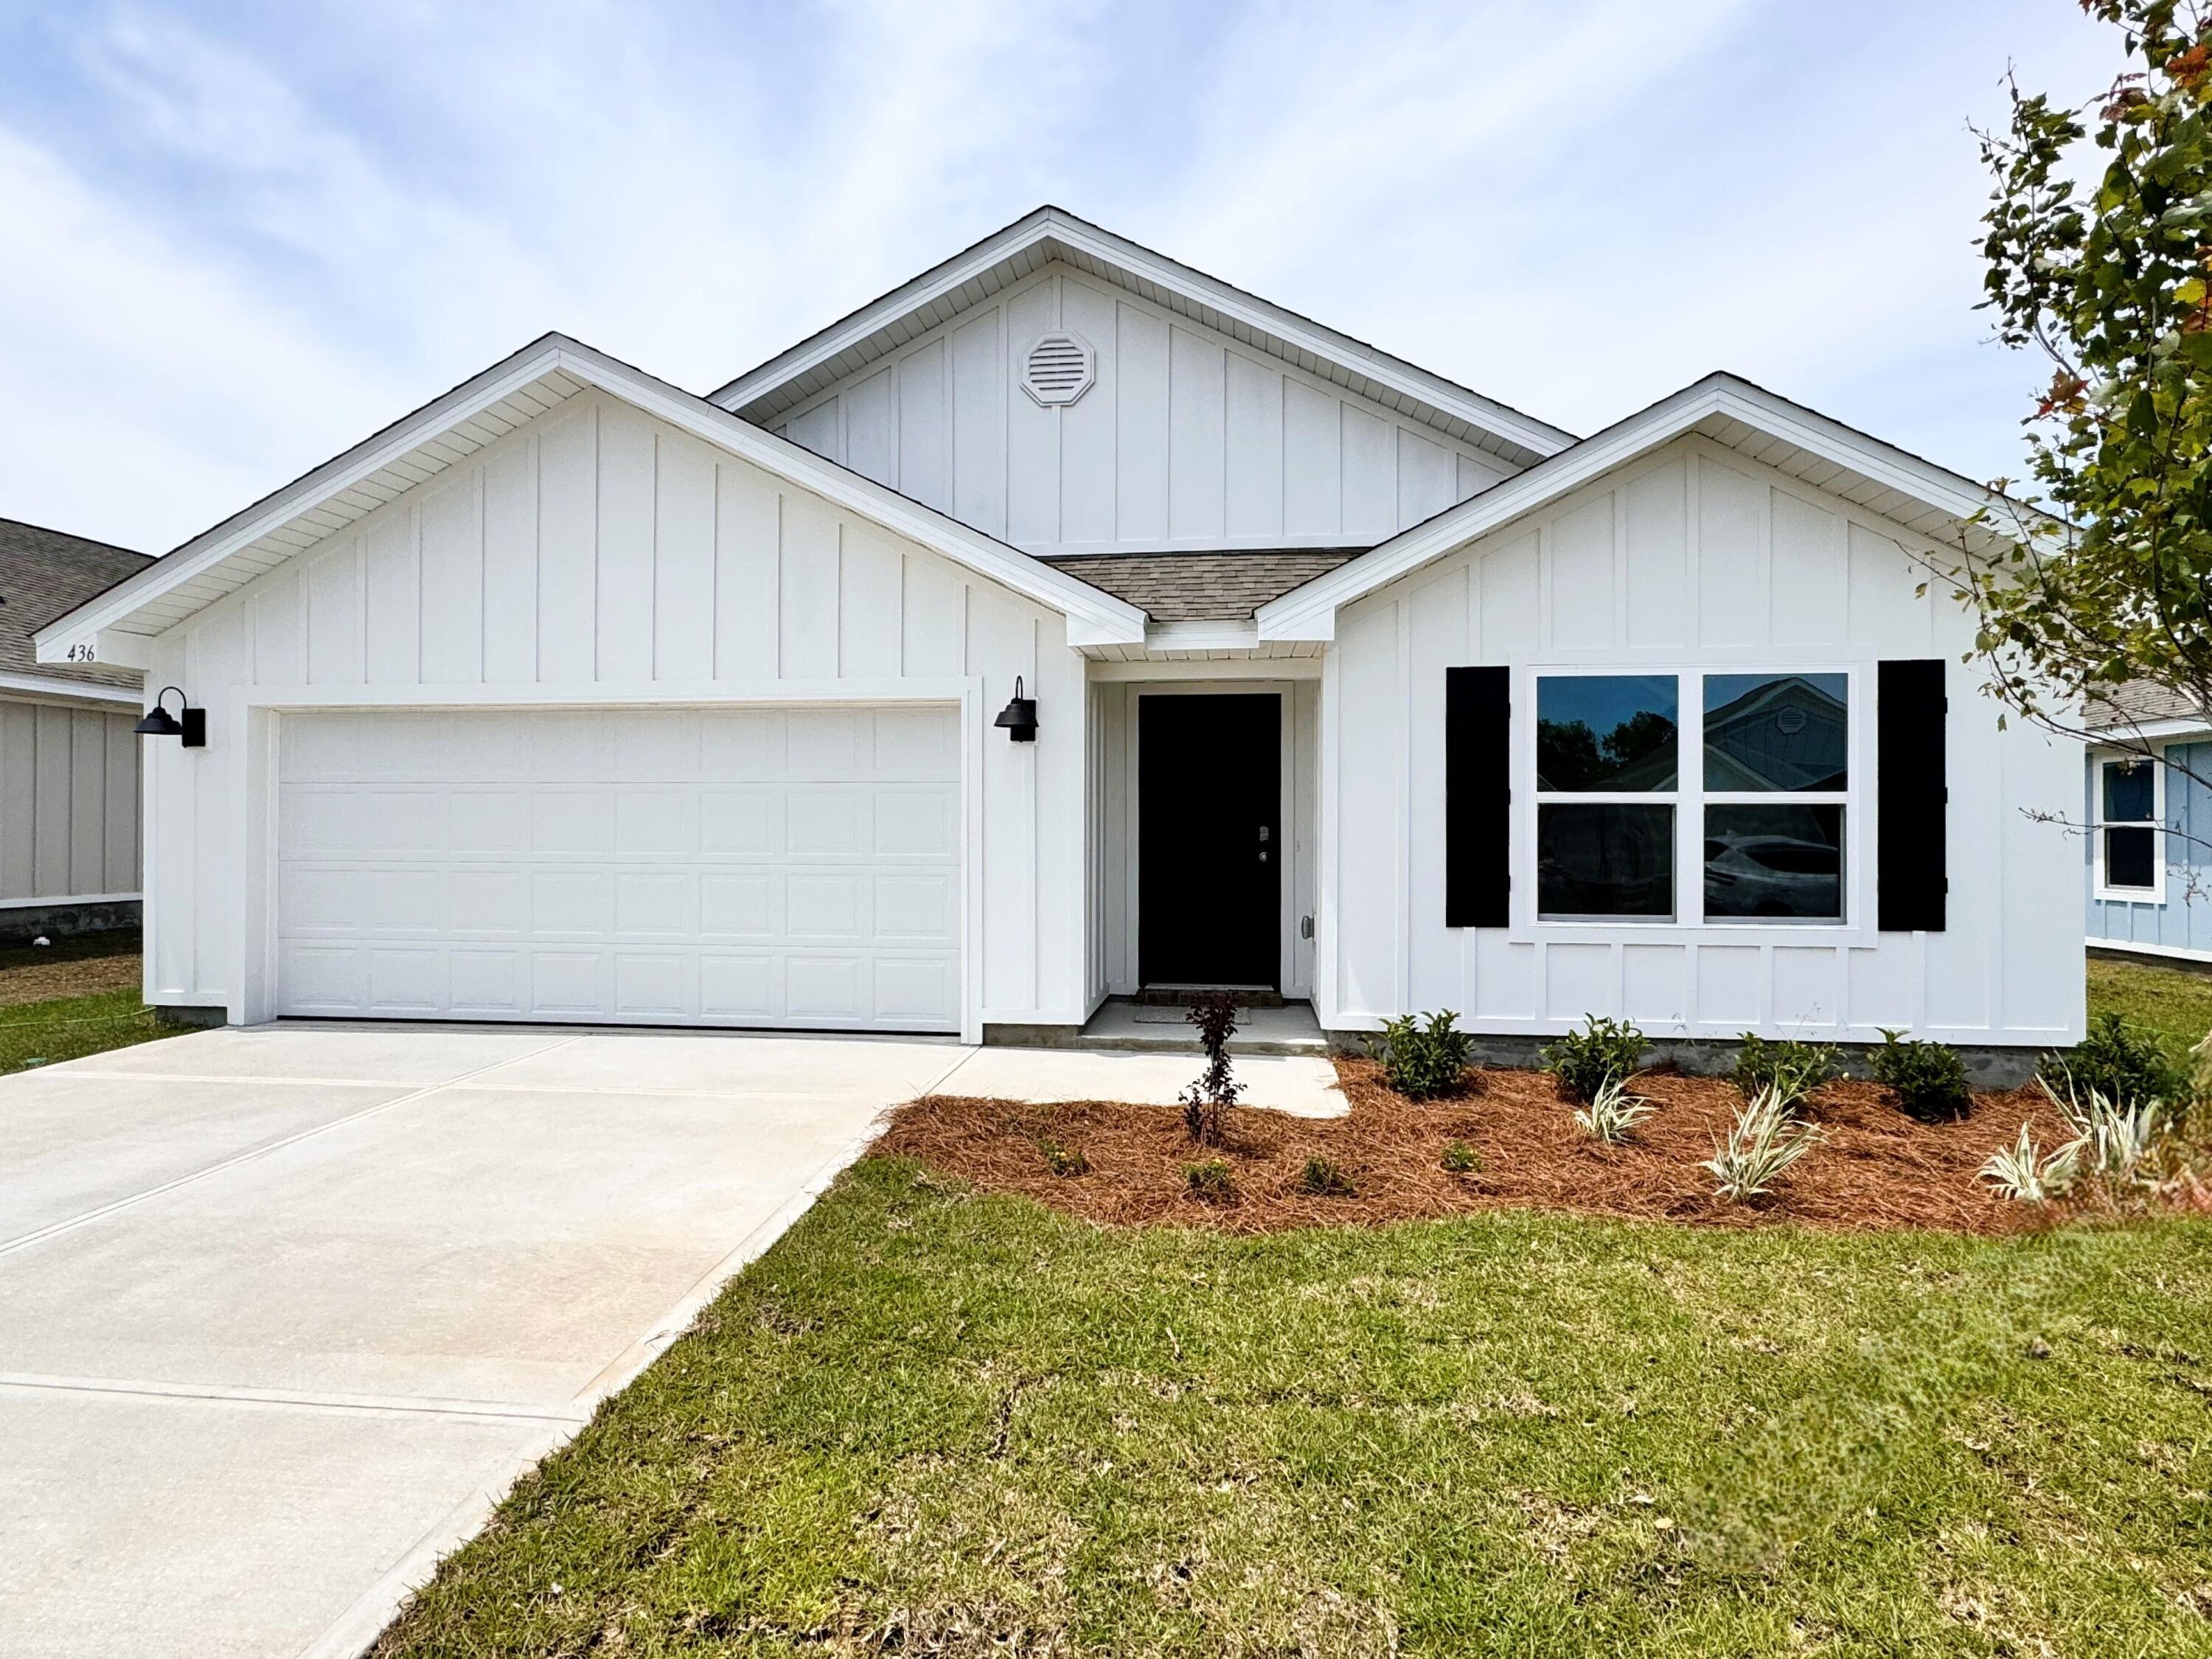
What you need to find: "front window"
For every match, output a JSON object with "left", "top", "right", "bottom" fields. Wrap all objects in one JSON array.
[
  {"left": 1701, "top": 673, "right": 1848, "bottom": 921},
  {"left": 1537, "top": 675, "right": 1678, "bottom": 919},
  {"left": 2099, "top": 757, "right": 2160, "bottom": 897}
]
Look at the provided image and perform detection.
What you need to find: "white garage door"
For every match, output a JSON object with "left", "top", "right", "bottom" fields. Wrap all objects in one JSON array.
[{"left": 276, "top": 705, "right": 961, "bottom": 1032}]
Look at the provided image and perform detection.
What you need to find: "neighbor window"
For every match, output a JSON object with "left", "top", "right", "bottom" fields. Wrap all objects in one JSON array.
[
  {"left": 1537, "top": 674, "right": 1678, "bottom": 919},
  {"left": 2098, "top": 755, "right": 2160, "bottom": 897},
  {"left": 1701, "top": 672, "right": 1848, "bottom": 922}
]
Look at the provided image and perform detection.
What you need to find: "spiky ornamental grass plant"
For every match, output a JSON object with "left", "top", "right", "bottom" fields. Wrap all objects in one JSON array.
[
  {"left": 1572, "top": 1074, "right": 1658, "bottom": 1145},
  {"left": 1980, "top": 1121, "right": 2085, "bottom": 1203},
  {"left": 1704, "top": 1085, "right": 1821, "bottom": 1202},
  {"left": 2037, "top": 1074, "right": 2166, "bottom": 1187}
]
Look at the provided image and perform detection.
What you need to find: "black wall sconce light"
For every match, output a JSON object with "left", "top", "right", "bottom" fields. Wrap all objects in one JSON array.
[
  {"left": 993, "top": 676, "right": 1037, "bottom": 742},
  {"left": 134, "top": 686, "right": 206, "bottom": 748}
]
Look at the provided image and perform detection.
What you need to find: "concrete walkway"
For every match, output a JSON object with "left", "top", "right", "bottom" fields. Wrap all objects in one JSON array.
[{"left": 0, "top": 1024, "right": 971, "bottom": 1659}]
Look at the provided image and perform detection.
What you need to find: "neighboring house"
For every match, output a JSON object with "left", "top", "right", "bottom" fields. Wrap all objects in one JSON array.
[
  {"left": 2084, "top": 681, "right": 2212, "bottom": 964},
  {"left": 35, "top": 207, "right": 2081, "bottom": 1060},
  {"left": 0, "top": 517, "right": 150, "bottom": 942}
]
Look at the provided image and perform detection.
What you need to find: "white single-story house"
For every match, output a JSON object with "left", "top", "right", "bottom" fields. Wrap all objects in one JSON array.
[
  {"left": 0, "top": 517, "right": 150, "bottom": 942},
  {"left": 36, "top": 207, "right": 2082, "bottom": 1060},
  {"left": 2083, "top": 682, "right": 2212, "bottom": 964}
]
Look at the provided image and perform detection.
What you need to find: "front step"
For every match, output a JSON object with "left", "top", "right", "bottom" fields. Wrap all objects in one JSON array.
[
  {"left": 990, "top": 998, "right": 1331, "bottom": 1057},
  {"left": 1135, "top": 984, "right": 1287, "bottom": 1010}
]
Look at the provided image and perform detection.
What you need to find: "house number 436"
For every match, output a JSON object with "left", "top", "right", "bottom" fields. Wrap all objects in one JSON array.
[{"left": 65, "top": 644, "right": 95, "bottom": 662}]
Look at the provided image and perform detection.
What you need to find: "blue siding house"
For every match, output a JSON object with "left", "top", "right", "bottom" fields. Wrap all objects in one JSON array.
[{"left": 2086, "top": 683, "right": 2212, "bottom": 961}]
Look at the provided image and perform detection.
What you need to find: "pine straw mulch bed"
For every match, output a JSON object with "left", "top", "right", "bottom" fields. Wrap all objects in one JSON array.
[{"left": 875, "top": 1058, "right": 2139, "bottom": 1238}]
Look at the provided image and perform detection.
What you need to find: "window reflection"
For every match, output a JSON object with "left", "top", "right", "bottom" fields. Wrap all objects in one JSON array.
[{"left": 1703, "top": 673, "right": 1847, "bottom": 792}]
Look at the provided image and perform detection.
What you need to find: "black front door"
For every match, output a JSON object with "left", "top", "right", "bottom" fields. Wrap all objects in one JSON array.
[{"left": 1138, "top": 693, "right": 1280, "bottom": 988}]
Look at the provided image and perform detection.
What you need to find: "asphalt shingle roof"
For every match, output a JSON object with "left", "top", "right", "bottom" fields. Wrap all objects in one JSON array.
[
  {"left": 1039, "top": 549, "right": 1363, "bottom": 623},
  {"left": 0, "top": 518, "right": 153, "bottom": 693}
]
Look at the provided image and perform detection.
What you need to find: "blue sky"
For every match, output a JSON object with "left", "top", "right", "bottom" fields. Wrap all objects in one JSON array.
[{"left": 0, "top": 0, "right": 2116, "bottom": 554}]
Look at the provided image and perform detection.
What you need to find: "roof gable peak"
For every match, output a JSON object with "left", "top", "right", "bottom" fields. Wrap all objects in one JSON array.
[{"left": 709, "top": 206, "right": 1573, "bottom": 467}]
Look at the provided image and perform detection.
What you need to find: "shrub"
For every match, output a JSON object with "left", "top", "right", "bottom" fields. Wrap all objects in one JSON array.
[
  {"left": 1300, "top": 1156, "right": 1355, "bottom": 1197},
  {"left": 1181, "top": 992, "right": 1243, "bottom": 1147},
  {"left": 1871, "top": 1029, "right": 1972, "bottom": 1123},
  {"left": 1377, "top": 1009, "right": 1475, "bottom": 1099},
  {"left": 2045, "top": 1012, "right": 2187, "bottom": 1118},
  {"left": 1979, "top": 1121, "right": 2082, "bottom": 1203},
  {"left": 1185, "top": 1159, "right": 1236, "bottom": 1203},
  {"left": 1705, "top": 1085, "right": 1821, "bottom": 1200},
  {"left": 1441, "top": 1141, "right": 1481, "bottom": 1174},
  {"left": 1573, "top": 1074, "right": 1658, "bottom": 1145},
  {"left": 1732, "top": 1033, "right": 1841, "bottom": 1110},
  {"left": 1540, "top": 1016, "right": 1648, "bottom": 1105},
  {"left": 1038, "top": 1138, "right": 1089, "bottom": 1178}
]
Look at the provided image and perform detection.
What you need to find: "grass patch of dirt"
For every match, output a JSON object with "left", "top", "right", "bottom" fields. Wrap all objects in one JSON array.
[
  {"left": 877, "top": 1059, "right": 2102, "bottom": 1237},
  {"left": 0, "top": 928, "right": 142, "bottom": 1007}
]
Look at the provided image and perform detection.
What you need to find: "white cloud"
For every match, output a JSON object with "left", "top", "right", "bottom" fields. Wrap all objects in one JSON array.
[{"left": 0, "top": 0, "right": 2128, "bottom": 549}]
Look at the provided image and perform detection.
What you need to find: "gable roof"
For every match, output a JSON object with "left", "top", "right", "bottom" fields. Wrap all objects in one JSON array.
[
  {"left": 36, "top": 333, "right": 1147, "bottom": 666},
  {"left": 708, "top": 206, "right": 1576, "bottom": 469},
  {"left": 0, "top": 517, "right": 152, "bottom": 700},
  {"left": 1257, "top": 372, "right": 2039, "bottom": 641}
]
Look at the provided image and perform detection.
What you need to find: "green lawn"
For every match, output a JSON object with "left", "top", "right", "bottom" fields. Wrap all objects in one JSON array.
[
  {"left": 375, "top": 1161, "right": 2212, "bottom": 1658},
  {"left": 2090, "top": 953, "right": 2212, "bottom": 1057},
  {"left": 0, "top": 986, "right": 174, "bottom": 1074}
]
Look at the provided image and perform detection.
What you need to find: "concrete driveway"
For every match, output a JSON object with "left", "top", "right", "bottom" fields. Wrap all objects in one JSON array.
[{"left": 0, "top": 1023, "right": 973, "bottom": 1659}]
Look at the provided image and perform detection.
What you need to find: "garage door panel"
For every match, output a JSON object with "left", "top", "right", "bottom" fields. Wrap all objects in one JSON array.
[
  {"left": 876, "top": 956, "right": 958, "bottom": 1023},
  {"left": 366, "top": 946, "right": 446, "bottom": 1013},
  {"left": 278, "top": 706, "right": 960, "bottom": 1032},
  {"left": 700, "top": 789, "right": 779, "bottom": 858},
  {"left": 531, "top": 871, "right": 616, "bottom": 936},
  {"left": 451, "top": 790, "right": 532, "bottom": 855},
  {"left": 613, "top": 952, "right": 693, "bottom": 1017},
  {"left": 280, "top": 944, "right": 367, "bottom": 1013},
  {"left": 449, "top": 949, "right": 527, "bottom": 1015},
  {"left": 874, "top": 788, "right": 959, "bottom": 858},
  {"left": 785, "top": 790, "right": 869, "bottom": 858},
  {"left": 616, "top": 791, "right": 700, "bottom": 856},
  {"left": 700, "top": 953, "right": 779, "bottom": 1020},
  {"left": 530, "top": 950, "right": 609, "bottom": 1015},
  {"left": 875, "top": 874, "right": 955, "bottom": 942},
  {"left": 615, "top": 871, "right": 696, "bottom": 937},
  {"left": 451, "top": 870, "right": 529, "bottom": 933},
  {"left": 785, "top": 873, "right": 866, "bottom": 941}
]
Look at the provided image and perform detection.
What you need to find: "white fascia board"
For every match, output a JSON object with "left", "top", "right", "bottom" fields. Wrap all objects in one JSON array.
[
  {"left": 37, "top": 334, "right": 1148, "bottom": 658},
  {"left": 35, "top": 339, "right": 580, "bottom": 663},
  {"left": 1256, "top": 373, "right": 2036, "bottom": 641},
  {"left": 0, "top": 670, "right": 141, "bottom": 707},
  {"left": 2091, "top": 718, "right": 2212, "bottom": 744},
  {"left": 709, "top": 208, "right": 1575, "bottom": 462}
]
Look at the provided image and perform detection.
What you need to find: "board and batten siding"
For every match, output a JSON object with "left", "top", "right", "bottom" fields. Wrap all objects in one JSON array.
[
  {"left": 2086, "top": 738, "right": 2212, "bottom": 955},
  {"left": 1323, "top": 435, "right": 2081, "bottom": 1045},
  {"left": 136, "top": 387, "right": 1088, "bottom": 1026},
  {"left": 0, "top": 695, "right": 140, "bottom": 905},
  {"left": 769, "top": 264, "right": 1517, "bottom": 557}
]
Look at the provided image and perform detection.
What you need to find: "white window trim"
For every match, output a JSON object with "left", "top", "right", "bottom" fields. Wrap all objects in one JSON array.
[
  {"left": 2093, "top": 748, "right": 2165, "bottom": 905},
  {"left": 1526, "top": 664, "right": 1856, "bottom": 931}
]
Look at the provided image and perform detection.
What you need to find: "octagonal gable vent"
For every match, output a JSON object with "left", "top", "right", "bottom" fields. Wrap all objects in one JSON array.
[{"left": 1020, "top": 332, "right": 1096, "bottom": 408}]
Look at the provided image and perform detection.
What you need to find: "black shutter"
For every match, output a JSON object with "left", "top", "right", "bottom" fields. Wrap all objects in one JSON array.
[
  {"left": 1445, "top": 665, "right": 1511, "bottom": 927},
  {"left": 1877, "top": 658, "right": 1947, "bottom": 932}
]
